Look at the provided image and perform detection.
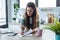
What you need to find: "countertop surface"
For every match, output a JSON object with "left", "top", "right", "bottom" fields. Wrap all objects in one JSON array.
[
  {"left": 0, "top": 23, "right": 55, "bottom": 40},
  {"left": 0, "top": 34, "right": 42, "bottom": 40},
  {"left": 0, "top": 29, "right": 55, "bottom": 40}
]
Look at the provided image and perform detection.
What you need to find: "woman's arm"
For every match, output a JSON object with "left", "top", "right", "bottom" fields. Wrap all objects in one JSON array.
[
  {"left": 20, "top": 25, "right": 25, "bottom": 35},
  {"left": 36, "top": 14, "right": 39, "bottom": 28},
  {"left": 31, "top": 14, "right": 39, "bottom": 34},
  {"left": 19, "top": 17, "right": 26, "bottom": 35}
]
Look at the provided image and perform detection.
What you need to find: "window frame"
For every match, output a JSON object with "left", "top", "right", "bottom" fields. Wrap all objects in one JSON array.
[{"left": 0, "top": 0, "right": 8, "bottom": 28}]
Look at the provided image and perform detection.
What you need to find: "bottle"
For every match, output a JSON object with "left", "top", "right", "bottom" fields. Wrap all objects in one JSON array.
[{"left": 58, "top": 15, "right": 60, "bottom": 22}]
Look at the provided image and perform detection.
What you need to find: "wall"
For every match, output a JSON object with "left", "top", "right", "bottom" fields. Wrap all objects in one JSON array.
[
  {"left": 16, "top": 7, "right": 60, "bottom": 24},
  {"left": 39, "top": 7, "right": 60, "bottom": 24},
  {"left": 7, "top": 0, "right": 14, "bottom": 22}
]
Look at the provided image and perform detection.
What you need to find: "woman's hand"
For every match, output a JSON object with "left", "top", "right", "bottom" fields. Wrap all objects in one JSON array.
[
  {"left": 20, "top": 32, "right": 24, "bottom": 35},
  {"left": 31, "top": 28, "right": 39, "bottom": 34}
]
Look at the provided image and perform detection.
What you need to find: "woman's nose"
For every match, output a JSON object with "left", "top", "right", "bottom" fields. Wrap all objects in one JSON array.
[{"left": 28, "top": 12, "right": 31, "bottom": 14}]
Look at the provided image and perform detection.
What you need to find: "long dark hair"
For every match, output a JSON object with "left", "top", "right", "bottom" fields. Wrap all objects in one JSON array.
[{"left": 24, "top": 2, "right": 38, "bottom": 29}]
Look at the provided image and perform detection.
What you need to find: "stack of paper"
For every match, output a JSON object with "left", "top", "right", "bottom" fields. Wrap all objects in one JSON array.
[{"left": 17, "top": 29, "right": 33, "bottom": 37}]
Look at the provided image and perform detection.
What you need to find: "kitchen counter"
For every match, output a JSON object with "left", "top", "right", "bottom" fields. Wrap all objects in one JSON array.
[
  {"left": 0, "top": 23, "right": 55, "bottom": 40},
  {"left": 0, "top": 34, "right": 42, "bottom": 40}
]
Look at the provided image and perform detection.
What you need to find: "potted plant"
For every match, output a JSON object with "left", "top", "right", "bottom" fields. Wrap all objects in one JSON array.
[
  {"left": 12, "top": 4, "right": 19, "bottom": 22},
  {"left": 44, "top": 19, "right": 60, "bottom": 40}
]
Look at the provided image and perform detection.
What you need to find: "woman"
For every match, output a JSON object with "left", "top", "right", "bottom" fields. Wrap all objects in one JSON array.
[{"left": 20, "top": 2, "right": 39, "bottom": 35}]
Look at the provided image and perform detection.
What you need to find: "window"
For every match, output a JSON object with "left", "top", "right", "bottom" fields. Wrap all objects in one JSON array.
[
  {"left": 0, "top": 0, "right": 1, "bottom": 8},
  {"left": 0, "top": 0, "right": 8, "bottom": 28},
  {"left": 20, "top": 0, "right": 56, "bottom": 8},
  {"left": 38, "top": 0, "right": 56, "bottom": 8},
  {"left": 20, "top": 0, "right": 35, "bottom": 8}
]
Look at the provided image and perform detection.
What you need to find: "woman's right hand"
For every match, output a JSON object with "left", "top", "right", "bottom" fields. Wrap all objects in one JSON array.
[{"left": 19, "top": 32, "right": 24, "bottom": 35}]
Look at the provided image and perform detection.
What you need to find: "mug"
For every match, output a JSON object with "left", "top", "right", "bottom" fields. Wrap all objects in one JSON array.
[{"left": 36, "top": 29, "right": 42, "bottom": 37}]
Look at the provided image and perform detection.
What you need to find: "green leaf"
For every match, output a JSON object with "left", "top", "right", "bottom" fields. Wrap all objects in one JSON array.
[{"left": 44, "top": 19, "right": 60, "bottom": 35}]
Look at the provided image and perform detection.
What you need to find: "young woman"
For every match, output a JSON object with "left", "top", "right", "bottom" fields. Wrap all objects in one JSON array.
[{"left": 20, "top": 2, "right": 39, "bottom": 35}]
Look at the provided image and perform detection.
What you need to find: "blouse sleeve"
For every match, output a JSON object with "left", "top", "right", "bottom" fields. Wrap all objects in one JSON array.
[
  {"left": 20, "top": 14, "right": 27, "bottom": 26},
  {"left": 36, "top": 14, "right": 39, "bottom": 27}
]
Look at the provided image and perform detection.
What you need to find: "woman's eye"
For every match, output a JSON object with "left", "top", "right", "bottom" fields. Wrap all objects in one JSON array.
[{"left": 28, "top": 10, "right": 33, "bottom": 12}]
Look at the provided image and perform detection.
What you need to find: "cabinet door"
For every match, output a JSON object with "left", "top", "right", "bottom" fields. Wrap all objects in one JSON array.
[{"left": 56, "top": 0, "right": 60, "bottom": 6}]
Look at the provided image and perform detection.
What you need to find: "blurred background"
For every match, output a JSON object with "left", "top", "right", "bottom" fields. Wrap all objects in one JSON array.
[{"left": 0, "top": 0, "right": 60, "bottom": 40}]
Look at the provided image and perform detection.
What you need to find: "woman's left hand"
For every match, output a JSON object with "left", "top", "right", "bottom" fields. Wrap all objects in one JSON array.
[{"left": 31, "top": 28, "right": 39, "bottom": 34}]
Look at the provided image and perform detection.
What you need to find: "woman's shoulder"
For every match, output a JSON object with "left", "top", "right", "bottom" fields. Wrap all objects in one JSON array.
[
  {"left": 36, "top": 13, "right": 39, "bottom": 18},
  {"left": 36, "top": 13, "right": 39, "bottom": 22},
  {"left": 22, "top": 13, "right": 26, "bottom": 19}
]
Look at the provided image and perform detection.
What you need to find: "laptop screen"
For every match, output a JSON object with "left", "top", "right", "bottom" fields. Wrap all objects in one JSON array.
[{"left": 0, "top": 0, "right": 8, "bottom": 28}]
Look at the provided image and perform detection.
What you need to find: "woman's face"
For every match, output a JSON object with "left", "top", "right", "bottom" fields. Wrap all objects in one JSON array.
[{"left": 27, "top": 7, "right": 34, "bottom": 16}]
